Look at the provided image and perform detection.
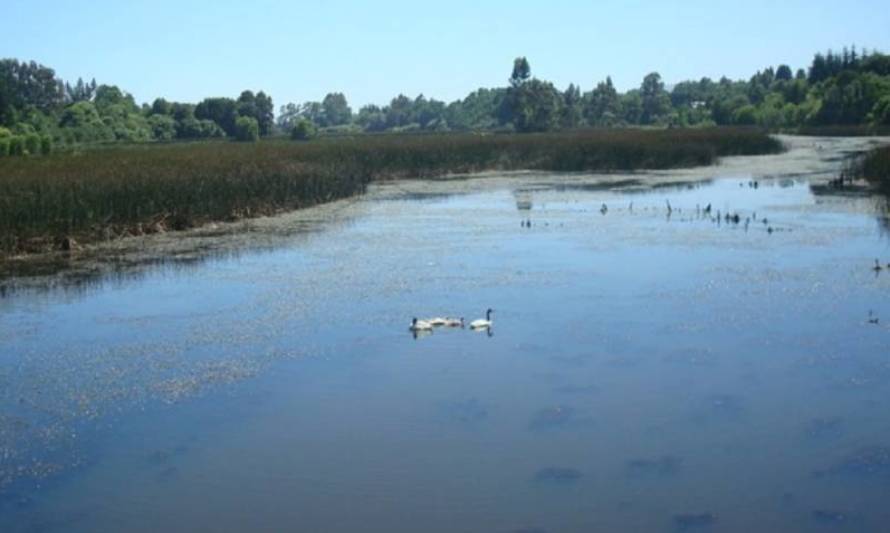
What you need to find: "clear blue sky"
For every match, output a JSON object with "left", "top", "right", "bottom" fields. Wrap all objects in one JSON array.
[{"left": 3, "top": 0, "right": 889, "bottom": 110}]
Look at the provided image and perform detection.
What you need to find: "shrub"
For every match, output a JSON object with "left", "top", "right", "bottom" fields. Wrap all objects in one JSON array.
[
  {"left": 0, "top": 127, "right": 11, "bottom": 139},
  {"left": 40, "top": 135, "right": 52, "bottom": 155},
  {"left": 24, "top": 133, "right": 41, "bottom": 155},
  {"left": 234, "top": 116, "right": 259, "bottom": 142},
  {"left": 8, "top": 136, "right": 25, "bottom": 156},
  {"left": 148, "top": 114, "right": 177, "bottom": 141},
  {"left": 176, "top": 117, "right": 225, "bottom": 139},
  {"left": 0, "top": 138, "right": 8, "bottom": 157},
  {"left": 290, "top": 119, "right": 316, "bottom": 141}
]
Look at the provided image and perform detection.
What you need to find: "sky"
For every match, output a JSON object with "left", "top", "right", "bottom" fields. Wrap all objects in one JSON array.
[{"left": 3, "top": 0, "right": 890, "bottom": 110}]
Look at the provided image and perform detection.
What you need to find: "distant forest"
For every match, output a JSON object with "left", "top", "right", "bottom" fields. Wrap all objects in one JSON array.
[{"left": 2, "top": 46, "right": 890, "bottom": 153}]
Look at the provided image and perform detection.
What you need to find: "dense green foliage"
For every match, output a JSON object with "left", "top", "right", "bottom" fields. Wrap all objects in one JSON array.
[
  {"left": 2, "top": 47, "right": 889, "bottom": 150},
  {"left": 234, "top": 116, "right": 260, "bottom": 142},
  {"left": 290, "top": 119, "right": 316, "bottom": 141},
  {"left": 0, "top": 128, "right": 780, "bottom": 253},
  {"left": 277, "top": 47, "right": 890, "bottom": 134}
]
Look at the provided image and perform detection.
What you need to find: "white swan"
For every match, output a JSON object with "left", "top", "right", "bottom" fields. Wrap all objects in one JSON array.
[
  {"left": 425, "top": 317, "right": 464, "bottom": 327},
  {"left": 409, "top": 317, "right": 434, "bottom": 331},
  {"left": 469, "top": 309, "right": 493, "bottom": 330}
]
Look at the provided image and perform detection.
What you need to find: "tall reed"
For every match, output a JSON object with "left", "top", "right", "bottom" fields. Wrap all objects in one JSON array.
[{"left": 0, "top": 128, "right": 782, "bottom": 254}]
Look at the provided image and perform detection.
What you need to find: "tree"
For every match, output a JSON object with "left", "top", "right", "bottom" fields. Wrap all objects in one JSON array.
[
  {"left": 65, "top": 77, "right": 97, "bottom": 103},
  {"left": 510, "top": 79, "right": 563, "bottom": 132},
  {"left": 620, "top": 90, "right": 643, "bottom": 124},
  {"left": 290, "top": 118, "right": 316, "bottom": 140},
  {"left": 93, "top": 85, "right": 134, "bottom": 110},
  {"left": 322, "top": 92, "right": 352, "bottom": 127},
  {"left": 871, "top": 95, "right": 890, "bottom": 125},
  {"left": 58, "top": 101, "right": 114, "bottom": 142},
  {"left": 560, "top": 84, "right": 582, "bottom": 128},
  {"left": 356, "top": 104, "right": 387, "bottom": 131},
  {"left": 148, "top": 114, "right": 176, "bottom": 141},
  {"left": 585, "top": 76, "right": 621, "bottom": 126},
  {"left": 510, "top": 57, "right": 531, "bottom": 87},
  {"left": 254, "top": 91, "right": 274, "bottom": 135},
  {"left": 385, "top": 94, "right": 415, "bottom": 129},
  {"left": 237, "top": 90, "right": 258, "bottom": 121},
  {"left": 235, "top": 90, "right": 273, "bottom": 136},
  {"left": 414, "top": 95, "right": 446, "bottom": 129},
  {"left": 151, "top": 97, "right": 173, "bottom": 116},
  {"left": 176, "top": 117, "right": 224, "bottom": 139},
  {"left": 775, "top": 65, "right": 793, "bottom": 81},
  {"left": 640, "top": 72, "right": 671, "bottom": 124},
  {"left": 195, "top": 97, "right": 238, "bottom": 136},
  {"left": 234, "top": 116, "right": 259, "bottom": 141}
]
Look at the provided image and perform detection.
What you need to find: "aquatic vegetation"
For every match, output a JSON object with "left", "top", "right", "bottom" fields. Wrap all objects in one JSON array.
[
  {"left": 860, "top": 145, "right": 890, "bottom": 190},
  {"left": 0, "top": 128, "right": 782, "bottom": 255},
  {"left": 532, "top": 467, "right": 582, "bottom": 484}
]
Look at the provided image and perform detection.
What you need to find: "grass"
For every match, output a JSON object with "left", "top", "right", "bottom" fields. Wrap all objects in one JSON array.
[{"left": 0, "top": 128, "right": 782, "bottom": 255}]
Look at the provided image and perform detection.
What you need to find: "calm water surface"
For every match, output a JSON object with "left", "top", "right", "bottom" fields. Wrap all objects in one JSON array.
[{"left": 2, "top": 138, "right": 890, "bottom": 532}]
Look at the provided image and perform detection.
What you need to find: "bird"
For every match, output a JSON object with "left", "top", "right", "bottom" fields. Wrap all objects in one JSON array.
[
  {"left": 409, "top": 318, "right": 434, "bottom": 331},
  {"left": 868, "top": 310, "right": 880, "bottom": 324},
  {"left": 469, "top": 309, "right": 493, "bottom": 330},
  {"left": 873, "top": 259, "right": 883, "bottom": 272},
  {"left": 443, "top": 317, "right": 464, "bottom": 328},
  {"left": 427, "top": 317, "right": 464, "bottom": 327},
  {"left": 600, "top": 203, "right": 608, "bottom": 215}
]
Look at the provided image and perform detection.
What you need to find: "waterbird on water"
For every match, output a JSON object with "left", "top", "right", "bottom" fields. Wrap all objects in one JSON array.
[
  {"left": 873, "top": 259, "right": 883, "bottom": 272},
  {"left": 410, "top": 318, "right": 434, "bottom": 331},
  {"left": 427, "top": 317, "right": 464, "bottom": 328},
  {"left": 869, "top": 310, "right": 880, "bottom": 324},
  {"left": 470, "top": 309, "right": 494, "bottom": 330}
]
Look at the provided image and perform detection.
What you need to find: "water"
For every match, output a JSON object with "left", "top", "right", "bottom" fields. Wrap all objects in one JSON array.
[{"left": 2, "top": 137, "right": 890, "bottom": 532}]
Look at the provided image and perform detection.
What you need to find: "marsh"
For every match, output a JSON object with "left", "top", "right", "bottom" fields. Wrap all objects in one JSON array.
[{"left": 1, "top": 136, "right": 890, "bottom": 532}]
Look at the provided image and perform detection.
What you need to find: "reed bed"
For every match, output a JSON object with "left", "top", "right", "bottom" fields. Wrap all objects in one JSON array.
[
  {"left": 861, "top": 145, "right": 890, "bottom": 189},
  {"left": 0, "top": 128, "right": 781, "bottom": 254}
]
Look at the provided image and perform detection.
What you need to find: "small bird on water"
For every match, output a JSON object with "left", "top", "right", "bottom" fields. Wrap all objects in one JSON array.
[{"left": 873, "top": 259, "right": 883, "bottom": 272}]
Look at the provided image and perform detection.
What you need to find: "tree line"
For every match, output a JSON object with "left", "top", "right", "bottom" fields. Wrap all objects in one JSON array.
[{"left": 2, "top": 46, "right": 890, "bottom": 155}]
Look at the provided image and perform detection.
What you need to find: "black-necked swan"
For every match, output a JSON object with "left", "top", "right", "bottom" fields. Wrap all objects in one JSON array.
[{"left": 470, "top": 309, "right": 493, "bottom": 329}]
